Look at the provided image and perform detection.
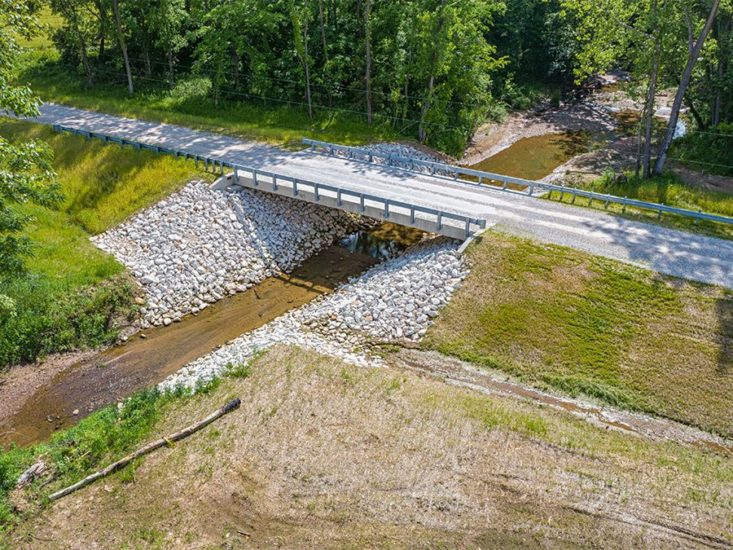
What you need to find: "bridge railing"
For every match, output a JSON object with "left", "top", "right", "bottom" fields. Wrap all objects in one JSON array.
[
  {"left": 303, "top": 137, "right": 733, "bottom": 227},
  {"left": 52, "top": 124, "right": 486, "bottom": 238}
]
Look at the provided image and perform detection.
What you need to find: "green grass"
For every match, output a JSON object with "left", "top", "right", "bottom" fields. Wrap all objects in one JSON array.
[
  {"left": 546, "top": 171, "right": 733, "bottom": 239},
  {"left": 0, "top": 118, "right": 207, "bottom": 367},
  {"left": 0, "top": 387, "right": 174, "bottom": 530},
  {"left": 16, "top": 7, "right": 61, "bottom": 53},
  {"left": 19, "top": 56, "right": 405, "bottom": 151},
  {"left": 424, "top": 231, "right": 733, "bottom": 437},
  {"left": 0, "top": 119, "right": 207, "bottom": 235}
]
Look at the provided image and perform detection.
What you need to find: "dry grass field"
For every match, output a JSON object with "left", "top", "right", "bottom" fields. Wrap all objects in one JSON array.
[{"left": 7, "top": 346, "right": 731, "bottom": 549}]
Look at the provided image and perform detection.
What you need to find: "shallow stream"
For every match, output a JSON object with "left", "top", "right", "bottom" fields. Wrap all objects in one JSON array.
[{"left": 1, "top": 223, "right": 421, "bottom": 448}]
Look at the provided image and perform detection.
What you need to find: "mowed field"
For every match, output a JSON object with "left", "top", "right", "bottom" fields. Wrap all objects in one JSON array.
[{"left": 425, "top": 231, "right": 733, "bottom": 437}]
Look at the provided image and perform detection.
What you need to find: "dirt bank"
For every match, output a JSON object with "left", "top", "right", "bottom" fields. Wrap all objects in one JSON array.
[
  {"left": 8, "top": 346, "right": 731, "bottom": 549},
  {"left": 391, "top": 348, "right": 733, "bottom": 455}
]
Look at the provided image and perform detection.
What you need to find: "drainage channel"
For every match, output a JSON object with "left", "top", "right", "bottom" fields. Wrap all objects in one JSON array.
[{"left": 0, "top": 223, "right": 421, "bottom": 448}]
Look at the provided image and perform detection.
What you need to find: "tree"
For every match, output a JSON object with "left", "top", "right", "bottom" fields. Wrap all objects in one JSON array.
[
  {"left": 654, "top": 0, "right": 721, "bottom": 174},
  {"left": 50, "top": 0, "right": 96, "bottom": 85},
  {"left": 112, "top": 0, "right": 134, "bottom": 94},
  {"left": 0, "top": 0, "right": 61, "bottom": 280},
  {"left": 290, "top": 0, "right": 314, "bottom": 118},
  {"left": 363, "top": 0, "right": 372, "bottom": 125}
]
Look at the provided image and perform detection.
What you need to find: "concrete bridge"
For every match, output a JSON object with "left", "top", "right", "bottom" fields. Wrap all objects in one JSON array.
[{"left": 27, "top": 103, "right": 733, "bottom": 289}]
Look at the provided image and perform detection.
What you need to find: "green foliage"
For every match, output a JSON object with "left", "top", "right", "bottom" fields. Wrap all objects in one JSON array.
[
  {"left": 0, "top": 0, "right": 62, "bottom": 278},
  {"left": 545, "top": 171, "right": 733, "bottom": 240},
  {"left": 0, "top": 274, "right": 135, "bottom": 365},
  {"left": 0, "top": 387, "right": 173, "bottom": 530},
  {"left": 0, "top": 118, "right": 205, "bottom": 368},
  {"left": 25, "top": 0, "right": 510, "bottom": 154}
]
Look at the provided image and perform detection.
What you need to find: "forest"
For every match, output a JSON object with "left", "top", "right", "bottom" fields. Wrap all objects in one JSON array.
[{"left": 34, "top": 0, "right": 732, "bottom": 157}]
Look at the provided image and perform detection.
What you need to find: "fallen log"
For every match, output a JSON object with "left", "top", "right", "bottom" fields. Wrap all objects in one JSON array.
[{"left": 48, "top": 397, "right": 241, "bottom": 502}]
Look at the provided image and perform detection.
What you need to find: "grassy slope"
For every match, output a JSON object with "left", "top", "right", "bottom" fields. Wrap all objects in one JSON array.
[
  {"left": 547, "top": 171, "right": 733, "bottom": 240},
  {"left": 3, "top": 346, "right": 731, "bottom": 547},
  {"left": 425, "top": 231, "right": 733, "bottom": 437},
  {"left": 0, "top": 119, "right": 207, "bottom": 365}
]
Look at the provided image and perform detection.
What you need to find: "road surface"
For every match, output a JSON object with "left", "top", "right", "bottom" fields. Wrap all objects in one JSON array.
[{"left": 27, "top": 103, "right": 733, "bottom": 289}]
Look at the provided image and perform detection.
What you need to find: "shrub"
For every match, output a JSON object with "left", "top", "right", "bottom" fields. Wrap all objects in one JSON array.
[{"left": 0, "top": 274, "right": 136, "bottom": 368}]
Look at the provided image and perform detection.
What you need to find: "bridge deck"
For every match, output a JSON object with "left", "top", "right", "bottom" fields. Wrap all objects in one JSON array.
[{"left": 28, "top": 103, "right": 733, "bottom": 289}]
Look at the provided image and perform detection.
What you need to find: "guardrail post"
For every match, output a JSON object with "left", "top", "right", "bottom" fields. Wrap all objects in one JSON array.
[
  {"left": 410, "top": 207, "right": 416, "bottom": 223},
  {"left": 622, "top": 198, "right": 627, "bottom": 214},
  {"left": 464, "top": 218, "right": 470, "bottom": 238},
  {"left": 529, "top": 184, "right": 534, "bottom": 197},
  {"left": 293, "top": 179, "right": 298, "bottom": 196},
  {"left": 272, "top": 175, "right": 278, "bottom": 191},
  {"left": 233, "top": 169, "right": 239, "bottom": 184},
  {"left": 437, "top": 212, "right": 443, "bottom": 230},
  {"left": 253, "top": 172, "right": 258, "bottom": 187},
  {"left": 360, "top": 194, "right": 365, "bottom": 212},
  {"left": 383, "top": 202, "right": 389, "bottom": 219},
  {"left": 315, "top": 183, "right": 320, "bottom": 202},
  {"left": 337, "top": 189, "right": 342, "bottom": 206}
]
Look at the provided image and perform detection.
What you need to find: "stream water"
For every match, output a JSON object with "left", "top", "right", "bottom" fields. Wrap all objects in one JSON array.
[
  {"left": 469, "top": 132, "right": 595, "bottom": 180},
  {"left": 1, "top": 223, "right": 422, "bottom": 448}
]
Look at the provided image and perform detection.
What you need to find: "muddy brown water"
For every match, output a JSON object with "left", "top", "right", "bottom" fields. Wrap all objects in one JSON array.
[
  {"left": 1, "top": 225, "right": 423, "bottom": 448},
  {"left": 469, "top": 132, "right": 594, "bottom": 181}
]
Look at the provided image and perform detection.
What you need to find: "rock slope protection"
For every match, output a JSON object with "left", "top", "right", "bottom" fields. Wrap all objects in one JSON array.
[
  {"left": 93, "top": 181, "right": 358, "bottom": 327},
  {"left": 31, "top": 103, "right": 733, "bottom": 289},
  {"left": 161, "top": 238, "right": 468, "bottom": 390}
]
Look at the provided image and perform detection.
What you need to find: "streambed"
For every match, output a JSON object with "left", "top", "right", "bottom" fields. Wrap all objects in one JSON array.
[{"left": 0, "top": 224, "right": 420, "bottom": 448}]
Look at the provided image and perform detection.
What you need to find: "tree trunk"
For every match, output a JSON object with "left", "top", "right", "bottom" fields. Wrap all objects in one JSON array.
[
  {"left": 168, "top": 50, "right": 175, "bottom": 86},
  {"left": 364, "top": 0, "right": 372, "bottom": 125},
  {"left": 78, "top": 32, "right": 94, "bottom": 86},
  {"left": 685, "top": 95, "right": 706, "bottom": 129},
  {"left": 143, "top": 48, "right": 152, "bottom": 77},
  {"left": 112, "top": 0, "right": 134, "bottom": 95},
  {"left": 653, "top": 0, "right": 720, "bottom": 175},
  {"left": 318, "top": 0, "right": 328, "bottom": 63},
  {"left": 418, "top": 74, "right": 434, "bottom": 143},
  {"left": 303, "top": 19, "right": 313, "bottom": 118},
  {"left": 642, "top": 19, "right": 661, "bottom": 179},
  {"left": 231, "top": 47, "right": 240, "bottom": 90},
  {"left": 711, "top": 16, "right": 730, "bottom": 126}
]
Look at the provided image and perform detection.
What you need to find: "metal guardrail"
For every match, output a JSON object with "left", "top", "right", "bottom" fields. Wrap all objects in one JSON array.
[
  {"left": 53, "top": 124, "right": 486, "bottom": 238},
  {"left": 303, "top": 137, "right": 733, "bottom": 227}
]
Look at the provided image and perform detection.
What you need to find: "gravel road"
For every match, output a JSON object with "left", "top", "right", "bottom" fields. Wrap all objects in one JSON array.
[{"left": 29, "top": 103, "right": 733, "bottom": 289}]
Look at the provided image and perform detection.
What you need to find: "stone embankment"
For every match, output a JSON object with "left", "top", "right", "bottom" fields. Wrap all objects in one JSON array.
[
  {"left": 93, "top": 181, "right": 359, "bottom": 327},
  {"left": 160, "top": 239, "right": 468, "bottom": 391}
]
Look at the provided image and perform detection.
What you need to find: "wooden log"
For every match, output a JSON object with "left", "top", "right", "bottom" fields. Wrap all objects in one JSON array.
[{"left": 48, "top": 398, "right": 241, "bottom": 502}]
